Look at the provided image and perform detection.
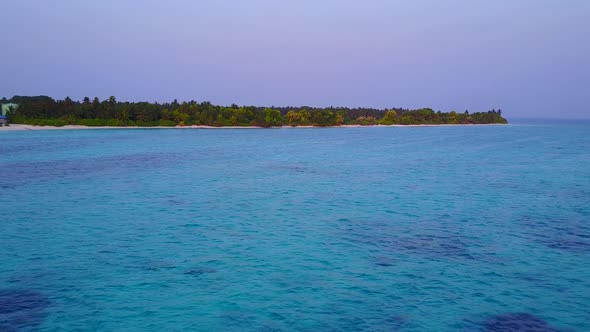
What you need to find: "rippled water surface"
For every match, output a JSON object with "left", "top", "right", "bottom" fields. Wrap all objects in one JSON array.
[{"left": 1, "top": 121, "right": 589, "bottom": 331}]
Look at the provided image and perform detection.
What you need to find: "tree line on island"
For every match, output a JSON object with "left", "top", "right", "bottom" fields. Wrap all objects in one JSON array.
[{"left": 2, "top": 96, "right": 507, "bottom": 127}]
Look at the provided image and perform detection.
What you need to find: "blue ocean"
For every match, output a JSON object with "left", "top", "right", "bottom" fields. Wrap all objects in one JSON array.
[{"left": 1, "top": 120, "right": 589, "bottom": 331}]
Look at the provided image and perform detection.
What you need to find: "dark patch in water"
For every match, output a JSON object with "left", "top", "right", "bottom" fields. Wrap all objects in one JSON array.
[
  {"left": 0, "top": 289, "right": 51, "bottom": 331},
  {"left": 282, "top": 165, "right": 307, "bottom": 173},
  {"left": 364, "top": 236, "right": 473, "bottom": 264},
  {"left": 7, "top": 271, "right": 57, "bottom": 286},
  {"left": 220, "top": 311, "right": 257, "bottom": 328},
  {"left": 543, "top": 236, "right": 590, "bottom": 253},
  {"left": 146, "top": 264, "right": 177, "bottom": 271},
  {"left": 136, "top": 259, "right": 177, "bottom": 271},
  {"left": 373, "top": 256, "right": 396, "bottom": 267},
  {"left": 482, "top": 313, "right": 559, "bottom": 332},
  {"left": 184, "top": 267, "right": 217, "bottom": 276},
  {"left": 512, "top": 272, "right": 544, "bottom": 283},
  {"left": 2, "top": 151, "right": 184, "bottom": 189},
  {"left": 383, "top": 314, "right": 410, "bottom": 330},
  {"left": 375, "top": 261, "right": 395, "bottom": 267},
  {"left": 162, "top": 195, "right": 187, "bottom": 206},
  {"left": 337, "top": 218, "right": 474, "bottom": 261},
  {"left": 520, "top": 215, "right": 590, "bottom": 253},
  {"left": 394, "top": 235, "right": 474, "bottom": 259},
  {"left": 166, "top": 198, "right": 186, "bottom": 206},
  {"left": 266, "top": 163, "right": 316, "bottom": 175},
  {"left": 339, "top": 316, "right": 368, "bottom": 330}
]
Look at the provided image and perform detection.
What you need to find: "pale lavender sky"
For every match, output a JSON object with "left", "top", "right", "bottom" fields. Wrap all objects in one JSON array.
[{"left": 1, "top": 0, "right": 589, "bottom": 118}]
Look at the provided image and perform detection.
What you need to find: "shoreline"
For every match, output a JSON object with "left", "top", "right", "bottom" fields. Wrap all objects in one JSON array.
[{"left": 0, "top": 123, "right": 508, "bottom": 131}]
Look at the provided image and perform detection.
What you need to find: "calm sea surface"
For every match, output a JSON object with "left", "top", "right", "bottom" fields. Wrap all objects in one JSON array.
[{"left": 1, "top": 120, "right": 589, "bottom": 331}]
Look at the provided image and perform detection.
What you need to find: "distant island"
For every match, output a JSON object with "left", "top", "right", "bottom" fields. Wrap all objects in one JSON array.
[{"left": 1, "top": 96, "right": 507, "bottom": 128}]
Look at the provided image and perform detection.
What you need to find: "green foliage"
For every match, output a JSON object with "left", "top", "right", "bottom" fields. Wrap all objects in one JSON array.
[
  {"left": 285, "top": 110, "right": 311, "bottom": 126},
  {"left": 399, "top": 115, "right": 416, "bottom": 125},
  {"left": 310, "top": 110, "right": 336, "bottom": 126},
  {"left": 4, "top": 96, "right": 508, "bottom": 127},
  {"left": 78, "top": 119, "right": 109, "bottom": 126},
  {"left": 354, "top": 116, "right": 378, "bottom": 125},
  {"left": 447, "top": 111, "right": 458, "bottom": 124},
  {"left": 263, "top": 108, "right": 282, "bottom": 127},
  {"left": 379, "top": 110, "right": 398, "bottom": 125},
  {"left": 159, "top": 119, "right": 177, "bottom": 127}
]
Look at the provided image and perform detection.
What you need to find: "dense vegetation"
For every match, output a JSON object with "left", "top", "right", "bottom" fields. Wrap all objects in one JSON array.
[{"left": 2, "top": 96, "right": 507, "bottom": 127}]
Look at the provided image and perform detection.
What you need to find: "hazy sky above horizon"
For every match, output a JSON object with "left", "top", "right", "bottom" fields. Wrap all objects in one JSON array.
[{"left": 1, "top": 1, "right": 589, "bottom": 118}]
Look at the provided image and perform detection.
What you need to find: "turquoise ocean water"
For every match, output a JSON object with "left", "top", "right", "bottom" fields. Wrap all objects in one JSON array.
[{"left": 1, "top": 120, "right": 589, "bottom": 331}]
